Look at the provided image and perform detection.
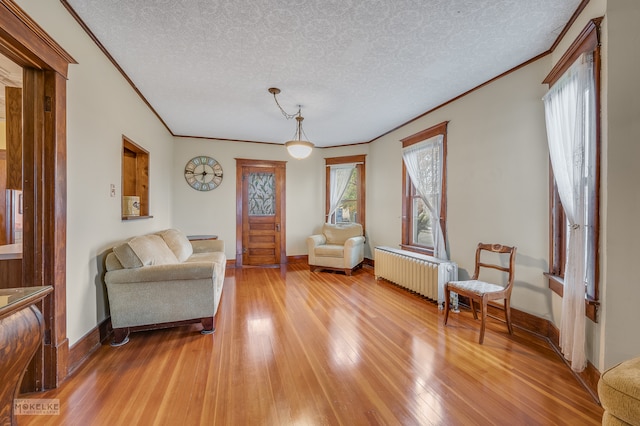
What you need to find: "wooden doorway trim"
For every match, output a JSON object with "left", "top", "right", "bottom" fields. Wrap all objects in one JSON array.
[
  {"left": 0, "top": 1, "right": 76, "bottom": 389},
  {"left": 235, "top": 158, "right": 287, "bottom": 267}
]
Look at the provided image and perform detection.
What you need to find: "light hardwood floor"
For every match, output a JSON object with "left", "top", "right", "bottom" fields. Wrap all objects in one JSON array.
[{"left": 18, "top": 264, "right": 602, "bottom": 425}]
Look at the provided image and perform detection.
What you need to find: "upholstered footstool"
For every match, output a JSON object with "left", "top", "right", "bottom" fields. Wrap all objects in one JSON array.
[{"left": 598, "top": 357, "right": 640, "bottom": 425}]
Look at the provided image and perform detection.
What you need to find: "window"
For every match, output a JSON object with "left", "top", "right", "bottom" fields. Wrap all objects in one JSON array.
[
  {"left": 408, "top": 183, "right": 432, "bottom": 247},
  {"left": 325, "top": 155, "right": 365, "bottom": 229},
  {"left": 401, "top": 121, "right": 448, "bottom": 258},
  {"left": 542, "top": 18, "right": 601, "bottom": 322}
]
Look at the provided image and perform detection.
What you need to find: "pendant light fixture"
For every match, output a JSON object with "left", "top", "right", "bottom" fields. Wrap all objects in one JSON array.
[{"left": 268, "top": 87, "right": 314, "bottom": 159}]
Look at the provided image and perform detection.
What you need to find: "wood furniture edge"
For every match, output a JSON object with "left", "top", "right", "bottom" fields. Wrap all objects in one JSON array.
[
  {"left": 111, "top": 317, "right": 215, "bottom": 346},
  {"left": 0, "top": 286, "right": 53, "bottom": 320},
  {"left": 1, "top": 298, "right": 49, "bottom": 424}
]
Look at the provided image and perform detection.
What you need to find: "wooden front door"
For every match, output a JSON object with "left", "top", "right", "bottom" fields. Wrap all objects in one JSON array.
[{"left": 236, "top": 159, "right": 286, "bottom": 266}]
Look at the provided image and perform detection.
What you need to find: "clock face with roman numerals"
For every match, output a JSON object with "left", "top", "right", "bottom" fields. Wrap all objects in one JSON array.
[{"left": 184, "top": 156, "right": 223, "bottom": 191}]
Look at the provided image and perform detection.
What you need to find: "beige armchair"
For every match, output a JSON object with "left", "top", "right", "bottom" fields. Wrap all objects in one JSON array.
[{"left": 307, "top": 223, "right": 365, "bottom": 275}]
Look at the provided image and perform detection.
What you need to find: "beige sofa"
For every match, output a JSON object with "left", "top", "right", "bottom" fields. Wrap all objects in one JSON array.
[
  {"left": 104, "top": 229, "right": 225, "bottom": 346},
  {"left": 307, "top": 223, "right": 365, "bottom": 275}
]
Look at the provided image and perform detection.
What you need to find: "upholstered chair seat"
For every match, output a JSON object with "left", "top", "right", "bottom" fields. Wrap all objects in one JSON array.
[{"left": 307, "top": 223, "right": 365, "bottom": 275}]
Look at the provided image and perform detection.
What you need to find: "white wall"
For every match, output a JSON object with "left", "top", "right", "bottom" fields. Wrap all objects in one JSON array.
[
  {"left": 601, "top": 0, "right": 640, "bottom": 369},
  {"left": 16, "top": 0, "right": 175, "bottom": 345},
  {"left": 369, "top": 58, "right": 552, "bottom": 319},
  {"left": 171, "top": 140, "right": 370, "bottom": 258},
  {"left": 172, "top": 139, "right": 333, "bottom": 259}
]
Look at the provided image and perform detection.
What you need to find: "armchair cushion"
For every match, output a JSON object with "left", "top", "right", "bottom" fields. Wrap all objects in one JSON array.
[{"left": 315, "top": 244, "right": 344, "bottom": 257}]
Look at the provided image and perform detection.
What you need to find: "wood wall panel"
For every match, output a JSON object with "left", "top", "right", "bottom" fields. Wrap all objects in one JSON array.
[
  {"left": 122, "top": 149, "right": 137, "bottom": 196},
  {"left": 5, "top": 86, "right": 22, "bottom": 190},
  {"left": 0, "top": 259, "right": 22, "bottom": 288},
  {"left": 0, "top": 151, "right": 7, "bottom": 245},
  {"left": 122, "top": 137, "right": 149, "bottom": 217}
]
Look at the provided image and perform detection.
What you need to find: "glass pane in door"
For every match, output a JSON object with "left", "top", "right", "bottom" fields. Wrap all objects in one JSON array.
[{"left": 248, "top": 172, "right": 275, "bottom": 216}]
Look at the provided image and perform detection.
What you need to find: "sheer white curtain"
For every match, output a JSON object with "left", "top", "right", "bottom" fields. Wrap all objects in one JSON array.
[
  {"left": 542, "top": 52, "right": 595, "bottom": 372},
  {"left": 327, "top": 164, "right": 355, "bottom": 223},
  {"left": 402, "top": 135, "right": 447, "bottom": 260}
]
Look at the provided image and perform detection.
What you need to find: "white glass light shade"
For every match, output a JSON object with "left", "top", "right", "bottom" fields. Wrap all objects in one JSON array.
[{"left": 285, "top": 140, "right": 314, "bottom": 159}]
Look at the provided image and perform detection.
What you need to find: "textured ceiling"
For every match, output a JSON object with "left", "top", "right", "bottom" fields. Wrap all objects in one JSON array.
[{"left": 64, "top": 0, "right": 581, "bottom": 147}]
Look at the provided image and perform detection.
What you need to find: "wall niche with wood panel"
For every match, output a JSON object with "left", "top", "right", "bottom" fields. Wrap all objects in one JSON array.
[
  {"left": 122, "top": 136, "right": 151, "bottom": 220},
  {"left": 3, "top": 86, "right": 24, "bottom": 246}
]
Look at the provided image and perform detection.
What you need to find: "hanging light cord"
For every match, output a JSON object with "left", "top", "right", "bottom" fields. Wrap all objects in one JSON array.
[
  {"left": 269, "top": 87, "right": 299, "bottom": 120},
  {"left": 268, "top": 87, "right": 312, "bottom": 142},
  {"left": 295, "top": 115, "right": 311, "bottom": 141}
]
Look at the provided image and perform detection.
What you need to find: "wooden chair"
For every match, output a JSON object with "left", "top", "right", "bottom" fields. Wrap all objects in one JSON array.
[{"left": 444, "top": 243, "right": 517, "bottom": 344}]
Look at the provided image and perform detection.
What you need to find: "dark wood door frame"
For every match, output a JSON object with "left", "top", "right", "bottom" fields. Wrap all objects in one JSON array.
[
  {"left": 235, "top": 158, "right": 287, "bottom": 268},
  {"left": 0, "top": 1, "right": 76, "bottom": 390}
]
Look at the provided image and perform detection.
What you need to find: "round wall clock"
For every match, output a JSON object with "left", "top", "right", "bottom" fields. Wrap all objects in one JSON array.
[{"left": 184, "top": 156, "right": 223, "bottom": 191}]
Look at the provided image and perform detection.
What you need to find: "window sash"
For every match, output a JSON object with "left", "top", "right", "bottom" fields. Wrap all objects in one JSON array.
[
  {"left": 325, "top": 155, "right": 366, "bottom": 230},
  {"left": 333, "top": 172, "right": 358, "bottom": 224}
]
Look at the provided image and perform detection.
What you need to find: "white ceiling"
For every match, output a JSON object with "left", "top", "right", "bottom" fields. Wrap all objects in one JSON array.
[{"left": 63, "top": 0, "right": 581, "bottom": 147}]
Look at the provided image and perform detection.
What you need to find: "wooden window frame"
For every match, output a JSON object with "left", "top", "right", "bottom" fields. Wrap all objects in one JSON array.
[
  {"left": 542, "top": 18, "right": 602, "bottom": 322},
  {"left": 400, "top": 121, "right": 448, "bottom": 256},
  {"left": 325, "top": 155, "right": 366, "bottom": 232}
]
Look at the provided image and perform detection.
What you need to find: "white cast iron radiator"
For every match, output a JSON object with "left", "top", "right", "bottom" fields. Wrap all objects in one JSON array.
[{"left": 374, "top": 246, "right": 458, "bottom": 309}]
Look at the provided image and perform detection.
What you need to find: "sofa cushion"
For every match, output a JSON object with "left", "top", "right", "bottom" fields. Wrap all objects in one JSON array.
[
  {"left": 112, "top": 241, "right": 143, "bottom": 269},
  {"left": 157, "top": 229, "right": 193, "bottom": 262},
  {"left": 322, "top": 223, "right": 363, "bottom": 245},
  {"left": 185, "top": 251, "right": 226, "bottom": 265},
  {"left": 113, "top": 234, "right": 179, "bottom": 268},
  {"left": 105, "top": 252, "right": 124, "bottom": 271}
]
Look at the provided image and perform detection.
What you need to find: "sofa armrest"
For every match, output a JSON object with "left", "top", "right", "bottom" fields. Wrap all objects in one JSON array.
[
  {"left": 344, "top": 235, "right": 365, "bottom": 249},
  {"left": 105, "top": 262, "right": 215, "bottom": 284},
  {"left": 191, "top": 239, "right": 225, "bottom": 254}
]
